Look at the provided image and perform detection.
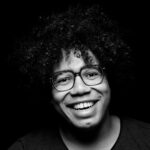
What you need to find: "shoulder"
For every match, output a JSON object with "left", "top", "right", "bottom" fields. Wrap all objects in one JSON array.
[
  {"left": 123, "top": 118, "right": 150, "bottom": 132},
  {"left": 122, "top": 118, "right": 150, "bottom": 142},
  {"left": 8, "top": 127, "right": 62, "bottom": 150},
  {"left": 22, "top": 128, "right": 58, "bottom": 145},
  {"left": 113, "top": 118, "right": 150, "bottom": 149}
]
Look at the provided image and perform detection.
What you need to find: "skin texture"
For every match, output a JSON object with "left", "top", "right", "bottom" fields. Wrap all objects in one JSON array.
[{"left": 52, "top": 50, "right": 111, "bottom": 129}]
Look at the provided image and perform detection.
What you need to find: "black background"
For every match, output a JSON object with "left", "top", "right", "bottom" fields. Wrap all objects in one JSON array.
[{"left": 2, "top": 0, "right": 150, "bottom": 149}]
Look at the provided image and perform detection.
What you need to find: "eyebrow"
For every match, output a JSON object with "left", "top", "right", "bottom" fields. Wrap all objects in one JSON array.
[{"left": 53, "top": 65, "right": 99, "bottom": 75}]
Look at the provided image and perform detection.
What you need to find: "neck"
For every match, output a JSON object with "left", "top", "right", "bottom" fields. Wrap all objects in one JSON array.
[{"left": 59, "top": 114, "right": 120, "bottom": 150}]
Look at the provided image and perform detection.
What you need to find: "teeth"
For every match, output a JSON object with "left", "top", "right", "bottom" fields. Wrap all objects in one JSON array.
[{"left": 73, "top": 102, "right": 94, "bottom": 110}]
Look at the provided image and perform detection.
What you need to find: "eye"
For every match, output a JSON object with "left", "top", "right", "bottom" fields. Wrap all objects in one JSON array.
[
  {"left": 55, "top": 76, "right": 72, "bottom": 85},
  {"left": 84, "top": 71, "right": 100, "bottom": 80}
]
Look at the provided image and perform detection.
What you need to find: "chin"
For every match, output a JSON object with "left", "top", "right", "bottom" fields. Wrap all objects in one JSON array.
[
  {"left": 61, "top": 105, "right": 107, "bottom": 129},
  {"left": 67, "top": 113, "right": 104, "bottom": 130}
]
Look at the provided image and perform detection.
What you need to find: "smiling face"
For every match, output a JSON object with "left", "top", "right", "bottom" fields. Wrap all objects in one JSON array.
[{"left": 51, "top": 50, "right": 111, "bottom": 129}]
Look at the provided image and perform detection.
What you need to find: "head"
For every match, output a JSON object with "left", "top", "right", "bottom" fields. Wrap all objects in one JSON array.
[
  {"left": 51, "top": 49, "right": 111, "bottom": 128},
  {"left": 11, "top": 5, "right": 134, "bottom": 128}
]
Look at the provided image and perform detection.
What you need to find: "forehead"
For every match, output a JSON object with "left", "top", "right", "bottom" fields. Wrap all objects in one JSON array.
[{"left": 54, "top": 49, "right": 99, "bottom": 72}]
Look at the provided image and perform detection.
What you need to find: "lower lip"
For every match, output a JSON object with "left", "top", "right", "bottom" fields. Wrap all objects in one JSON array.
[{"left": 69, "top": 101, "right": 99, "bottom": 118}]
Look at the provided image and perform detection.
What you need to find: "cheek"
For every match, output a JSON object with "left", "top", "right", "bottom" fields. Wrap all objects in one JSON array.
[
  {"left": 52, "top": 89, "right": 68, "bottom": 103},
  {"left": 51, "top": 89, "right": 64, "bottom": 113},
  {"left": 93, "top": 78, "right": 111, "bottom": 95}
]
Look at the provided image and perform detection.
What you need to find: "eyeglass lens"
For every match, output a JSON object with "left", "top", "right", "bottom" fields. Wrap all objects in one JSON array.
[{"left": 52, "top": 66, "right": 103, "bottom": 91}]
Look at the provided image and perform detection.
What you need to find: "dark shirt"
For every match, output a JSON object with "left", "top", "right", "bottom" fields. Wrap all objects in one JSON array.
[{"left": 8, "top": 118, "right": 150, "bottom": 150}]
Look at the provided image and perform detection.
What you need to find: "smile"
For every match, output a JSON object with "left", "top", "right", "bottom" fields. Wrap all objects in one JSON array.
[{"left": 67, "top": 100, "right": 99, "bottom": 110}]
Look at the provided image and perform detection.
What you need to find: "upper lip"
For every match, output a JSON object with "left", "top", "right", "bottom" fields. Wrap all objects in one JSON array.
[{"left": 66, "top": 99, "right": 99, "bottom": 108}]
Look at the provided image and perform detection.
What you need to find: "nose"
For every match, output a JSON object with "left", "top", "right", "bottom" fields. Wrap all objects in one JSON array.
[{"left": 70, "top": 76, "right": 90, "bottom": 96}]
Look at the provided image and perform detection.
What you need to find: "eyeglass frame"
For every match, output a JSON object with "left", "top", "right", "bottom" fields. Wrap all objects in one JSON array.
[{"left": 50, "top": 65, "right": 105, "bottom": 92}]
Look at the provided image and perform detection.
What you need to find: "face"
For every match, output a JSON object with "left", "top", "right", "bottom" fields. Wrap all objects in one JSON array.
[{"left": 51, "top": 50, "right": 111, "bottom": 129}]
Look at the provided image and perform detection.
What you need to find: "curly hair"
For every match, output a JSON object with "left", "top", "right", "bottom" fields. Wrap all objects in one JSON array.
[{"left": 10, "top": 4, "right": 134, "bottom": 93}]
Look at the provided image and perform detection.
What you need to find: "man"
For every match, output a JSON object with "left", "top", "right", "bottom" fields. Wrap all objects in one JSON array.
[{"left": 9, "top": 4, "right": 150, "bottom": 150}]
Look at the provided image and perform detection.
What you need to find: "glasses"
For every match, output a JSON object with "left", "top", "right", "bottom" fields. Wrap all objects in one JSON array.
[{"left": 51, "top": 65, "right": 104, "bottom": 92}]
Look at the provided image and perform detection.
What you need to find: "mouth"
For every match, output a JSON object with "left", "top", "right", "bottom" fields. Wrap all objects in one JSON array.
[{"left": 66, "top": 100, "right": 99, "bottom": 110}]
